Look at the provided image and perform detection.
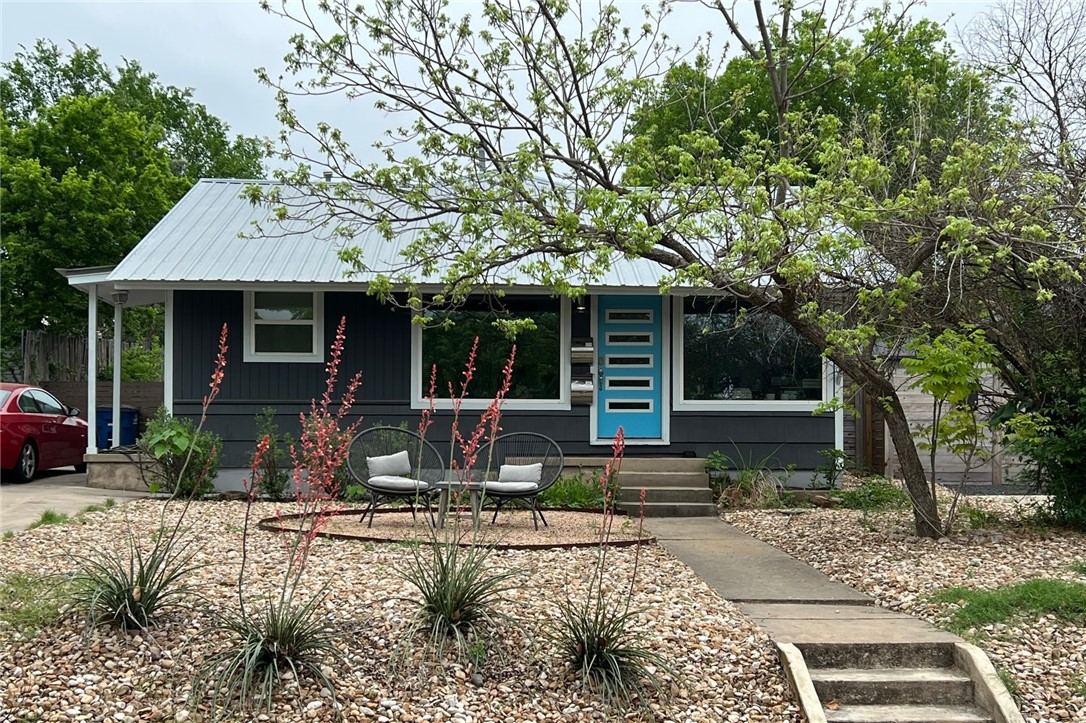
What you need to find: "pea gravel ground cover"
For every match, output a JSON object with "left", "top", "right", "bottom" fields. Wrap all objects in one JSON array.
[
  {"left": 727, "top": 496, "right": 1086, "bottom": 723},
  {"left": 0, "top": 500, "right": 800, "bottom": 722}
]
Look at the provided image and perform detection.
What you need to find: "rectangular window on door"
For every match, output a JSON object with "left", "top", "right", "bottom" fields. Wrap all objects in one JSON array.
[
  {"left": 605, "top": 309, "right": 653, "bottom": 323},
  {"left": 605, "top": 399, "right": 654, "bottom": 412},
  {"left": 605, "top": 377, "right": 654, "bottom": 390},
  {"left": 605, "top": 331, "right": 653, "bottom": 346},
  {"left": 606, "top": 354, "right": 653, "bottom": 367}
]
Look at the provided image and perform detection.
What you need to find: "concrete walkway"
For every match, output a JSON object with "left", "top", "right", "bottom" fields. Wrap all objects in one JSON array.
[
  {"left": 646, "top": 516, "right": 959, "bottom": 645},
  {"left": 0, "top": 469, "right": 148, "bottom": 534}
]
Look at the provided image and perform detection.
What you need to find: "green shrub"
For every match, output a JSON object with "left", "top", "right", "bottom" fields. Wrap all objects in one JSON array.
[
  {"left": 250, "top": 408, "right": 293, "bottom": 501},
  {"left": 71, "top": 534, "right": 203, "bottom": 630},
  {"left": 540, "top": 472, "right": 604, "bottom": 509},
  {"left": 139, "top": 406, "right": 221, "bottom": 497},
  {"left": 1005, "top": 356, "right": 1086, "bottom": 529},
  {"left": 832, "top": 477, "right": 910, "bottom": 511}
]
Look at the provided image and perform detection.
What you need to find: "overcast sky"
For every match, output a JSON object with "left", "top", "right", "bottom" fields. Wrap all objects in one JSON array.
[{"left": 1, "top": 0, "right": 1002, "bottom": 170}]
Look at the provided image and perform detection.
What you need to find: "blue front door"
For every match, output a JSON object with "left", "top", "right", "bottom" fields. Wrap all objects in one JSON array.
[{"left": 596, "top": 295, "right": 664, "bottom": 440}]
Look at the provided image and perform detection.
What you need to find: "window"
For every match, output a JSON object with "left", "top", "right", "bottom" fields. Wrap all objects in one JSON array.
[
  {"left": 245, "top": 291, "right": 323, "bottom": 362},
  {"left": 28, "top": 390, "right": 66, "bottom": 415},
  {"left": 678, "top": 297, "right": 824, "bottom": 407},
  {"left": 412, "top": 297, "right": 570, "bottom": 409}
]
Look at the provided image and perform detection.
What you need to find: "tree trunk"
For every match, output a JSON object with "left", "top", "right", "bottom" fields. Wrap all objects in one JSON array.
[{"left": 878, "top": 383, "right": 943, "bottom": 538}]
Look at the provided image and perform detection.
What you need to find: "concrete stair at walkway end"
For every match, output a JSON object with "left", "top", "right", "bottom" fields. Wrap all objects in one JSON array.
[
  {"left": 563, "top": 456, "right": 717, "bottom": 517},
  {"left": 792, "top": 642, "right": 1015, "bottom": 723}
]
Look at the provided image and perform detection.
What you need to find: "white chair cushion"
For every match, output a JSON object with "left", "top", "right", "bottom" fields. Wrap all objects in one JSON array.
[
  {"left": 484, "top": 481, "right": 538, "bottom": 493},
  {"left": 498, "top": 462, "right": 543, "bottom": 483},
  {"left": 367, "top": 450, "right": 411, "bottom": 477},
  {"left": 367, "top": 475, "right": 430, "bottom": 491}
]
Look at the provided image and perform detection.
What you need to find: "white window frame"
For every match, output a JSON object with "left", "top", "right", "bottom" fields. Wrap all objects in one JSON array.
[
  {"left": 605, "top": 398, "right": 655, "bottom": 413},
  {"left": 605, "top": 331, "right": 654, "bottom": 346},
  {"left": 410, "top": 297, "right": 571, "bottom": 411},
  {"left": 671, "top": 299, "right": 829, "bottom": 412},
  {"left": 244, "top": 290, "right": 324, "bottom": 363}
]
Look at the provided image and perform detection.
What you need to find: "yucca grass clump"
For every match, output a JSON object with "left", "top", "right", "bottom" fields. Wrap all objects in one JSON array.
[
  {"left": 394, "top": 535, "right": 523, "bottom": 662},
  {"left": 551, "top": 430, "right": 672, "bottom": 707},
  {"left": 71, "top": 533, "right": 204, "bottom": 630},
  {"left": 193, "top": 318, "right": 360, "bottom": 718},
  {"left": 193, "top": 591, "right": 342, "bottom": 719},
  {"left": 394, "top": 340, "right": 525, "bottom": 667},
  {"left": 552, "top": 591, "right": 667, "bottom": 704}
]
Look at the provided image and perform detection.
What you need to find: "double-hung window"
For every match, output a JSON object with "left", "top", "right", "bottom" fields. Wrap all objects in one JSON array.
[{"left": 244, "top": 291, "right": 324, "bottom": 362}]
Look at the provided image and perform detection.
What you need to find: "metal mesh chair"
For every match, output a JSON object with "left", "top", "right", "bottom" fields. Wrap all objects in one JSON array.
[
  {"left": 475, "top": 432, "right": 564, "bottom": 530},
  {"left": 346, "top": 426, "right": 445, "bottom": 527}
]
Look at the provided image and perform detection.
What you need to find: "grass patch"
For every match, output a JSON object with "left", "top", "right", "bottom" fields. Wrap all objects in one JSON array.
[
  {"left": 27, "top": 509, "right": 70, "bottom": 529},
  {"left": 0, "top": 573, "right": 72, "bottom": 639},
  {"left": 2, "top": 531, "right": 13, "bottom": 541},
  {"left": 77, "top": 498, "right": 117, "bottom": 517},
  {"left": 1070, "top": 560, "right": 1086, "bottom": 576},
  {"left": 931, "top": 579, "right": 1086, "bottom": 633}
]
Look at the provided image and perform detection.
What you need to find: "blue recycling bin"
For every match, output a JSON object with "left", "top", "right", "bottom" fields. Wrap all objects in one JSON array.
[{"left": 95, "top": 406, "right": 141, "bottom": 449}]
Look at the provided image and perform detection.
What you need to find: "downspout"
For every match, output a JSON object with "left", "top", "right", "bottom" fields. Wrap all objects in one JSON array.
[{"left": 86, "top": 286, "right": 98, "bottom": 455}]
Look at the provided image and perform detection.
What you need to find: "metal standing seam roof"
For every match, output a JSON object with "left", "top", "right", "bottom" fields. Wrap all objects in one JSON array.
[{"left": 106, "top": 178, "right": 670, "bottom": 289}]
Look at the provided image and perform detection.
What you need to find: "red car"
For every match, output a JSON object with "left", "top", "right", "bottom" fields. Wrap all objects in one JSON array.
[{"left": 0, "top": 383, "right": 88, "bottom": 483}]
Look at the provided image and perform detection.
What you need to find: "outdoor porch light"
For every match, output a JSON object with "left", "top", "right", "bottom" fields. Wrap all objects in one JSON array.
[{"left": 111, "top": 290, "right": 129, "bottom": 306}]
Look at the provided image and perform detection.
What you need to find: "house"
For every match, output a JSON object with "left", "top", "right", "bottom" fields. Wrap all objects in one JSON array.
[{"left": 61, "top": 178, "right": 844, "bottom": 490}]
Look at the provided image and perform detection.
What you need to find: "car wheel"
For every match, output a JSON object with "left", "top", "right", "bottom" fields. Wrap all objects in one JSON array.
[{"left": 12, "top": 441, "right": 37, "bottom": 483}]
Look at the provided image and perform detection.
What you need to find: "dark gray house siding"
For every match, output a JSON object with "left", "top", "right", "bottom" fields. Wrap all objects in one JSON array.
[{"left": 173, "top": 290, "right": 832, "bottom": 469}]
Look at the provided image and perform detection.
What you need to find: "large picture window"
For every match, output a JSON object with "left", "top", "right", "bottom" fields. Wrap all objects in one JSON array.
[
  {"left": 678, "top": 297, "right": 823, "bottom": 406},
  {"left": 413, "top": 297, "right": 569, "bottom": 409},
  {"left": 244, "top": 291, "right": 323, "bottom": 362}
]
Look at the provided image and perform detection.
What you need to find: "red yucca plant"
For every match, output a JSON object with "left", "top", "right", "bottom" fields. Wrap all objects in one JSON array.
[
  {"left": 193, "top": 319, "right": 357, "bottom": 719},
  {"left": 72, "top": 324, "right": 230, "bottom": 633},
  {"left": 551, "top": 427, "right": 668, "bottom": 706},
  {"left": 393, "top": 336, "right": 524, "bottom": 669}
]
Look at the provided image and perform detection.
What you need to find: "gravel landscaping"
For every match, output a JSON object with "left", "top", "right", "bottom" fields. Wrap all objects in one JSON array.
[
  {"left": 270, "top": 508, "right": 654, "bottom": 548},
  {"left": 1, "top": 499, "right": 800, "bottom": 722},
  {"left": 727, "top": 494, "right": 1086, "bottom": 723}
]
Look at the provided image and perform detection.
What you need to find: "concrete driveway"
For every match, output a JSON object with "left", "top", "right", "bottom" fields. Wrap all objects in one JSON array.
[{"left": 0, "top": 468, "right": 147, "bottom": 533}]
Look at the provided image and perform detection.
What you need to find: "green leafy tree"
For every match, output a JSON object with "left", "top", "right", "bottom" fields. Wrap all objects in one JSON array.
[
  {"left": 1, "top": 95, "right": 187, "bottom": 342},
  {"left": 630, "top": 13, "right": 995, "bottom": 184},
  {"left": 1, "top": 40, "right": 267, "bottom": 353},
  {"left": 256, "top": 0, "right": 1082, "bottom": 537},
  {"left": 1, "top": 40, "right": 266, "bottom": 181}
]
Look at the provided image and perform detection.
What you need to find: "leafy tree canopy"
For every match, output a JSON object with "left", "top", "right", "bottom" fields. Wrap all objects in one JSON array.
[
  {"left": 1, "top": 95, "right": 188, "bottom": 340},
  {"left": 1, "top": 39, "right": 267, "bottom": 181},
  {"left": 1, "top": 40, "right": 268, "bottom": 350},
  {"left": 629, "top": 11, "right": 999, "bottom": 183}
]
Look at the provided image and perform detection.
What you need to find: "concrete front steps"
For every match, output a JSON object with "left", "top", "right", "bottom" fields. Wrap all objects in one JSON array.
[
  {"left": 785, "top": 642, "right": 1021, "bottom": 723},
  {"left": 563, "top": 456, "right": 717, "bottom": 517}
]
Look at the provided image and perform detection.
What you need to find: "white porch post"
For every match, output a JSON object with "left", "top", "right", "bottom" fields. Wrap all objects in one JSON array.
[
  {"left": 164, "top": 290, "right": 174, "bottom": 415},
  {"left": 87, "top": 287, "right": 98, "bottom": 454},
  {"left": 833, "top": 363, "right": 845, "bottom": 454},
  {"left": 111, "top": 301, "right": 123, "bottom": 449}
]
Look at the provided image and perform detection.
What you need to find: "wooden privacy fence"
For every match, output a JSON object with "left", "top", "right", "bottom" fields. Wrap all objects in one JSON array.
[{"left": 21, "top": 330, "right": 128, "bottom": 383}]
